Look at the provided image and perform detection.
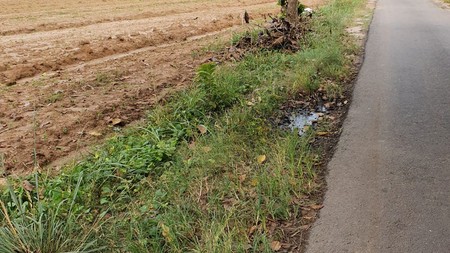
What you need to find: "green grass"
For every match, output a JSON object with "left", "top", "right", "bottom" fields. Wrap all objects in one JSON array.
[
  {"left": 95, "top": 70, "right": 126, "bottom": 85},
  {"left": 0, "top": 175, "right": 104, "bottom": 253},
  {"left": 46, "top": 92, "right": 64, "bottom": 104},
  {"left": 1, "top": 0, "right": 368, "bottom": 251}
]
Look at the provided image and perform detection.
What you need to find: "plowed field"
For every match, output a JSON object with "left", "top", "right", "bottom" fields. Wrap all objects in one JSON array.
[{"left": 0, "top": 0, "right": 322, "bottom": 175}]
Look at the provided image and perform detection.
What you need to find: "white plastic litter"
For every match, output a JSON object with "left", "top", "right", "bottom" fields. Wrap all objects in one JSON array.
[{"left": 304, "top": 8, "right": 313, "bottom": 14}]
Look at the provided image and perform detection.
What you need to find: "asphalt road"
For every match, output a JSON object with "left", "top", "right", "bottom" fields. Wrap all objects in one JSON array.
[{"left": 306, "top": 0, "right": 450, "bottom": 252}]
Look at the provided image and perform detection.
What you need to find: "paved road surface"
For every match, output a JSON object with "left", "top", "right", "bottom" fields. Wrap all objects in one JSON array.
[{"left": 306, "top": 0, "right": 450, "bottom": 252}]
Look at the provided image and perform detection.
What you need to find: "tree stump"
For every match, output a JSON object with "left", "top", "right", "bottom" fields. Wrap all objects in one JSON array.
[{"left": 286, "top": 0, "right": 299, "bottom": 26}]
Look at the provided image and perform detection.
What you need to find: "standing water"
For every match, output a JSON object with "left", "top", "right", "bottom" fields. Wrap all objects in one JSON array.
[{"left": 287, "top": 110, "right": 321, "bottom": 135}]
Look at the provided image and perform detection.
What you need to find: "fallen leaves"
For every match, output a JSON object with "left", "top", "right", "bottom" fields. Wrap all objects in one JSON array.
[
  {"left": 250, "top": 178, "right": 258, "bottom": 187},
  {"left": 300, "top": 224, "right": 310, "bottom": 230},
  {"left": 22, "top": 180, "right": 35, "bottom": 191},
  {"left": 257, "top": 155, "right": 266, "bottom": 164},
  {"left": 111, "top": 118, "right": 122, "bottom": 126},
  {"left": 211, "top": 15, "right": 309, "bottom": 64},
  {"left": 222, "top": 197, "right": 237, "bottom": 211},
  {"left": 188, "top": 141, "right": 196, "bottom": 150},
  {"left": 159, "top": 223, "right": 173, "bottom": 243},
  {"left": 197, "top": 124, "right": 207, "bottom": 134},
  {"left": 238, "top": 174, "right": 247, "bottom": 183},
  {"left": 300, "top": 203, "right": 323, "bottom": 221},
  {"left": 270, "top": 241, "right": 282, "bottom": 251},
  {"left": 0, "top": 178, "right": 6, "bottom": 188},
  {"left": 248, "top": 225, "right": 258, "bottom": 236},
  {"left": 39, "top": 121, "right": 51, "bottom": 128},
  {"left": 303, "top": 215, "right": 314, "bottom": 221},
  {"left": 88, "top": 130, "right": 102, "bottom": 137},
  {"left": 311, "top": 204, "right": 324, "bottom": 210}
]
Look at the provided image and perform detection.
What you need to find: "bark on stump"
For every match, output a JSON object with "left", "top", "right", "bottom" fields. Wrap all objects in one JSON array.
[{"left": 286, "top": 0, "right": 299, "bottom": 26}]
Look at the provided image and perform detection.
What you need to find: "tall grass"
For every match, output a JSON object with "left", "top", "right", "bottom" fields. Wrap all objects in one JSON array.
[{"left": 0, "top": 174, "right": 104, "bottom": 253}]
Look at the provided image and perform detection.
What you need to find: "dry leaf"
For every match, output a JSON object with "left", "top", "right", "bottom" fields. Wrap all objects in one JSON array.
[
  {"left": 242, "top": 244, "right": 252, "bottom": 250},
  {"left": 0, "top": 179, "right": 6, "bottom": 189},
  {"left": 111, "top": 118, "right": 122, "bottom": 126},
  {"left": 270, "top": 241, "right": 282, "bottom": 251},
  {"left": 159, "top": 223, "right": 172, "bottom": 243},
  {"left": 239, "top": 174, "right": 247, "bottom": 183},
  {"left": 88, "top": 130, "right": 102, "bottom": 137},
  {"left": 257, "top": 155, "right": 266, "bottom": 164},
  {"left": 250, "top": 178, "right": 258, "bottom": 187},
  {"left": 22, "top": 180, "right": 35, "bottom": 191},
  {"left": 311, "top": 204, "right": 324, "bottom": 210},
  {"left": 248, "top": 225, "right": 258, "bottom": 236},
  {"left": 202, "top": 146, "right": 212, "bottom": 153},
  {"left": 222, "top": 198, "right": 236, "bottom": 210},
  {"left": 188, "top": 141, "right": 196, "bottom": 150},
  {"left": 300, "top": 225, "right": 310, "bottom": 230},
  {"left": 246, "top": 101, "right": 255, "bottom": 106},
  {"left": 316, "top": 132, "right": 329, "bottom": 136},
  {"left": 197, "top": 124, "right": 207, "bottom": 134},
  {"left": 39, "top": 121, "right": 51, "bottom": 128},
  {"left": 271, "top": 36, "right": 284, "bottom": 47}
]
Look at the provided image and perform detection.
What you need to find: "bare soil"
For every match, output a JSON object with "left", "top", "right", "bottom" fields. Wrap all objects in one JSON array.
[{"left": 0, "top": 0, "right": 325, "bottom": 175}]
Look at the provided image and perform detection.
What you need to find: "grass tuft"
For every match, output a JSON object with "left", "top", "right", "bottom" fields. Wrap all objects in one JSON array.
[{"left": 0, "top": 174, "right": 104, "bottom": 253}]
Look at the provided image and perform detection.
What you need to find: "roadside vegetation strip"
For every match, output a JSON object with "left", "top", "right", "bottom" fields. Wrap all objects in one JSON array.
[{"left": 1, "top": 0, "right": 366, "bottom": 251}]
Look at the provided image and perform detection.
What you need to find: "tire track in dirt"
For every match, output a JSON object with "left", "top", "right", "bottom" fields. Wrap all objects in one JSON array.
[{"left": 0, "top": 2, "right": 278, "bottom": 175}]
